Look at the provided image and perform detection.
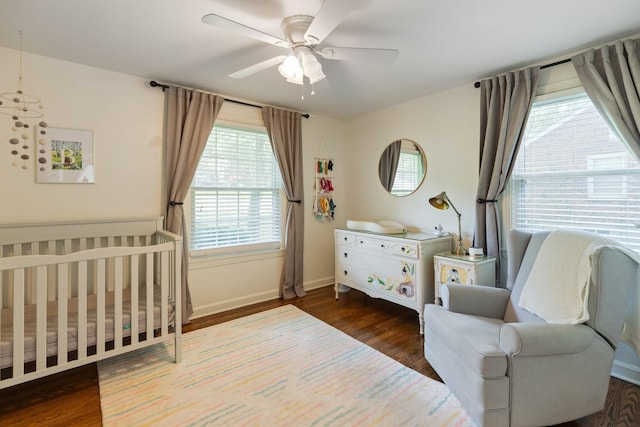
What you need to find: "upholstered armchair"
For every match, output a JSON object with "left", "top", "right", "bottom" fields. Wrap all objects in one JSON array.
[{"left": 424, "top": 229, "right": 638, "bottom": 427}]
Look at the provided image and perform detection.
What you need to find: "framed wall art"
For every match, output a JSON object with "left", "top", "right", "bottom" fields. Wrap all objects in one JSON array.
[{"left": 36, "top": 127, "right": 94, "bottom": 184}]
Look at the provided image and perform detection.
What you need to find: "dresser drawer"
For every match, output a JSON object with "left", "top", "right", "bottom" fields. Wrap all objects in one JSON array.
[
  {"left": 388, "top": 242, "right": 419, "bottom": 258},
  {"left": 336, "top": 258, "right": 417, "bottom": 303},
  {"left": 335, "top": 231, "right": 356, "bottom": 246},
  {"left": 356, "top": 236, "right": 390, "bottom": 251},
  {"left": 354, "top": 236, "right": 419, "bottom": 258}
]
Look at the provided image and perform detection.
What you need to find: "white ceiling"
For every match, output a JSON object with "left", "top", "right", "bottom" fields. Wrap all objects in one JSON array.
[{"left": 1, "top": 0, "right": 639, "bottom": 119}]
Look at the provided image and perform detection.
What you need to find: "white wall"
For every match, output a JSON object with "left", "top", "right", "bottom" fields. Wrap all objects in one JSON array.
[
  {"left": 343, "top": 84, "right": 481, "bottom": 247},
  {"left": 0, "top": 47, "right": 165, "bottom": 222}
]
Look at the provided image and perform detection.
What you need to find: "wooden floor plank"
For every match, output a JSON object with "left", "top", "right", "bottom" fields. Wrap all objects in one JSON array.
[{"left": 0, "top": 285, "right": 637, "bottom": 426}]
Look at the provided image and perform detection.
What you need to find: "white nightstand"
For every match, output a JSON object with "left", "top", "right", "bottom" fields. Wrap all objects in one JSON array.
[{"left": 433, "top": 252, "right": 496, "bottom": 304}]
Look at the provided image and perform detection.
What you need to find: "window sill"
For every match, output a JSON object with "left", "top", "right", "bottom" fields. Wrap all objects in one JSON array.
[{"left": 188, "top": 248, "right": 285, "bottom": 270}]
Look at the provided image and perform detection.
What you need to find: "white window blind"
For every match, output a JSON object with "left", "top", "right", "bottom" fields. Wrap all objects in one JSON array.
[
  {"left": 190, "top": 124, "right": 282, "bottom": 253},
  {"left": 511, "top": 92, "right": 640, "bottom": 251},
  {"left": 391, "top": 150, "right": 424, "bottom": 196}
]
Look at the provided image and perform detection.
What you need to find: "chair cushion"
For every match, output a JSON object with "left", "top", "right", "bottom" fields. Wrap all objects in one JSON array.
[{"left": 425, "top": 305, "right": 507, "bottom": 378}]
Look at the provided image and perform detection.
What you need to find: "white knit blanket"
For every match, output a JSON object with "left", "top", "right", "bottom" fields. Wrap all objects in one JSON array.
[
  {"left": 518, "top": 230, "right": 616, "bottom": 324},
  {"left": 518, "top": 229, "right": 640, "bottom": 355}
]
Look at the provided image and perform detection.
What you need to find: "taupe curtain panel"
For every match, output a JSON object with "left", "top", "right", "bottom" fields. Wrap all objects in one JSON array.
[
  {"left": 378, "top": 139, "right": 402, "bottom": 192},
  {"left": 475, "top": 67, "right": 540, "bottom": 283},
  {"left": 572, "top": 37, "right": 640, "bottom": 161},
  {"left": 262, "top": 106, "right": 306, "bottom": 299},
  {"left": 164, "top": 86, "right": 224, "bottom": 323}
]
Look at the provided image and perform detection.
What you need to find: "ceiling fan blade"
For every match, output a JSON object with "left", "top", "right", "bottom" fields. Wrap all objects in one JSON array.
[
  {"left": 317, "top": 47, "right": 399, "bottom": 64},
  {"left": 229, "top": 55, "right": 287, "bottom": 79},
  {"left": 304, "top": 0, "right": 363, "bottom": 45},
  {"left": 202, "top": 14, "right": 289, "bottom": 48}
]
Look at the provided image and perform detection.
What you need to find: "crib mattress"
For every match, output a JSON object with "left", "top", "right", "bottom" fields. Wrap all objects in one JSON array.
[{"left": 0, "top": 287, "right": 174, "bottom": 369}]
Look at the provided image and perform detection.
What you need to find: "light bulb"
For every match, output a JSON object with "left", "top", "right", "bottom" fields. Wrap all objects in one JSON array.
[{"left": 278, "top": 54, "right": 300, "bottom": 79}]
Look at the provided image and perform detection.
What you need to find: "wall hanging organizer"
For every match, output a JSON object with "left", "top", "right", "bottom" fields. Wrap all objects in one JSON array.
[{"left": 313, "top": 156, "right": 336, "bottom": 222}]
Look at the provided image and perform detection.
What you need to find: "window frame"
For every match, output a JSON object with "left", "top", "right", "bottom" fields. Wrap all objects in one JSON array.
[{"left": 186, "top": 118, "right": 286, "bottom": 261}]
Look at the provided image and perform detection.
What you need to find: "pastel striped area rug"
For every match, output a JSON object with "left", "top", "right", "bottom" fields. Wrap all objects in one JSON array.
[{"left": 98, "top": 305, "right": 474, "bottom": 426}]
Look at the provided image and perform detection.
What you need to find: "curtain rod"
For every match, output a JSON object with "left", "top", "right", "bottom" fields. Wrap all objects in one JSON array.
[
  {"left": 149, "top": 80, "right": 310, "bottom": 118},
  {"left": 473, "top": 57, "right": 572, "bottom": 88}
]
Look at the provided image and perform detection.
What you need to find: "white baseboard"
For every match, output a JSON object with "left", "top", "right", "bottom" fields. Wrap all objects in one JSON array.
[
  {"left": 191, "top": 276, "right": 335, "bottom": 320},
  {"left": 304, "top": 276, "right": 335, "bottom": 291},
  {"left": 611, "top": 360, "right": 640, "bottom": 386},
  {"left": 191, "top": 289, "right": 280, "bottom": 319}
]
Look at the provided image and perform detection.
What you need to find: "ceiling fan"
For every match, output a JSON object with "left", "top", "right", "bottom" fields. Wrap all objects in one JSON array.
[{"left": 201, "top": 0, "right": 398, "bottom": 91}]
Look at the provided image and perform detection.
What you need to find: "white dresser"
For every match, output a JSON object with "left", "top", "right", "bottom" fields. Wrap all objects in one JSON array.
[{"left": 334, "top": 229, "right": 451, "bottom": 334}]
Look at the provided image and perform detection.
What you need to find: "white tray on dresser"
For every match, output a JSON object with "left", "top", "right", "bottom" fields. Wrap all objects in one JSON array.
[{"left": 334, "top": 228, "right": 451, "bottom": 334}]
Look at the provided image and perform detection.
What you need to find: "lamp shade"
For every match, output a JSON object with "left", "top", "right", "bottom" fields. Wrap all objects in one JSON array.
[
  {"left": 429, "top": 192, "right": 450, "bottom": 210},
  {"left": 428, "top": 190, "right": 466, "bottom": 255}
]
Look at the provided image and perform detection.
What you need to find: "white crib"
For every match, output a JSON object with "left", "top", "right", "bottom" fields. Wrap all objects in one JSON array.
[{"left": 0, "top": 217, "right": 182, "bottom": 389}]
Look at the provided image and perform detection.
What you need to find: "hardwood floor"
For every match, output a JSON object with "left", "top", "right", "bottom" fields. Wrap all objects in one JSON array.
[{"left": 0, "top": 285, "right": 638, "bottom": 426}]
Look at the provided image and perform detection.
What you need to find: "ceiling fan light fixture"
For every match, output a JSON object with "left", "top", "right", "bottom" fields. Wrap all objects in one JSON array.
[
  {"left": 299, "top": 49, "right": 326, "bottom": 84},
  {"left": 286, "top": 72, "right": 304, "bottom": 85},
  {"left": 307, "top": 70, "right": 326, "bottom": 85},
  {"left": 278, "top": 53, "right": 301, "bottom": 79},
  {"left": 301, "top": 51, "right": 322, "bottom": 75}
]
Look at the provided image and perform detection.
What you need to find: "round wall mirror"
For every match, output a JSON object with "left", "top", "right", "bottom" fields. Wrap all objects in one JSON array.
[{"left": 378, "top": 139, "right": 427, "bottom": 197}]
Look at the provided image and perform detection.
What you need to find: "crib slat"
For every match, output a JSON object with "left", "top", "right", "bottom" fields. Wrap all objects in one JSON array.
[
  {"left": 12, "top": 268, "right": 25, "bottom": 377},
  {"left": 146, "top": 253, "right": 153, "bottom": 339},
  {"left": 36, "top": 266, "right": 47, "bottom": 370},
  {"left": 174, "top": 237, "right": 183, "bottom": 363},
  {"left": 96, "top": 259, "right": 106, "bottom": 354},
  {"left": 114, "top": 256, "right": 123, "bottom": 350},
  {"left": 160, "top": 251, "right": 169, "bottom": 336},
  {"left": 47, "top": 241, "right": 56, "bottom": 301},
  {"left": 77, "top": 260, "right": 88, "bottom": 359},
  {"left": 26, "top": 242, "right": 38, "bottom": 304},
  {"left": 8, "top": 244, "right": 22, "bottom": 308},
  {"left": 130, "top": 256, "right": 139, "bottom": 345},
  {"left": 57, "top": 263, "right": 68, "bottom": 364}
]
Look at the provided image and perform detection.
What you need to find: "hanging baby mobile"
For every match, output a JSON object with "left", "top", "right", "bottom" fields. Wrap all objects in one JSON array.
[
  {"left": 313, "top": 157, "right": 336, "bottom": 222},
  {"left": 0, "top": 31, "right": 48, "bottom": 169}
]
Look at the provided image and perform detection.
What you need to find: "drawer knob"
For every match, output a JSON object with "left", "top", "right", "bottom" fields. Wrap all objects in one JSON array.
[
  {"left": 380, "top": 244, "right": 385, "bottom": 248},
  {"left": 343, "top": 252, "right": 348, "bottom": 258},
  {"left": 344, "top": 237, "right": 348, "bottom": 241},
  {"left": 344, "top": 270, "right": 348, "bottom": 276},
  {"left": 401, "top": 246, "right": 406, "bottom": 251}
]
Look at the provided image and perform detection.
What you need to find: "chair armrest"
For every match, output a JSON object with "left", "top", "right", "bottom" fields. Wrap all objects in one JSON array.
[
  {"left": 499, "top": 323, "right": 596, "bottom": 356},
  {"left": 441, "top": 284, "right": 511, "bottom": 318}
]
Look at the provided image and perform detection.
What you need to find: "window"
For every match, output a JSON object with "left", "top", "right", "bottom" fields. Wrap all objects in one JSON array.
[
  {"left": 190, "top": 124, "right": 283, "bottom": 255},
  {"left": 510, "top": 91, "right": 640, "bottom": 251}
]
